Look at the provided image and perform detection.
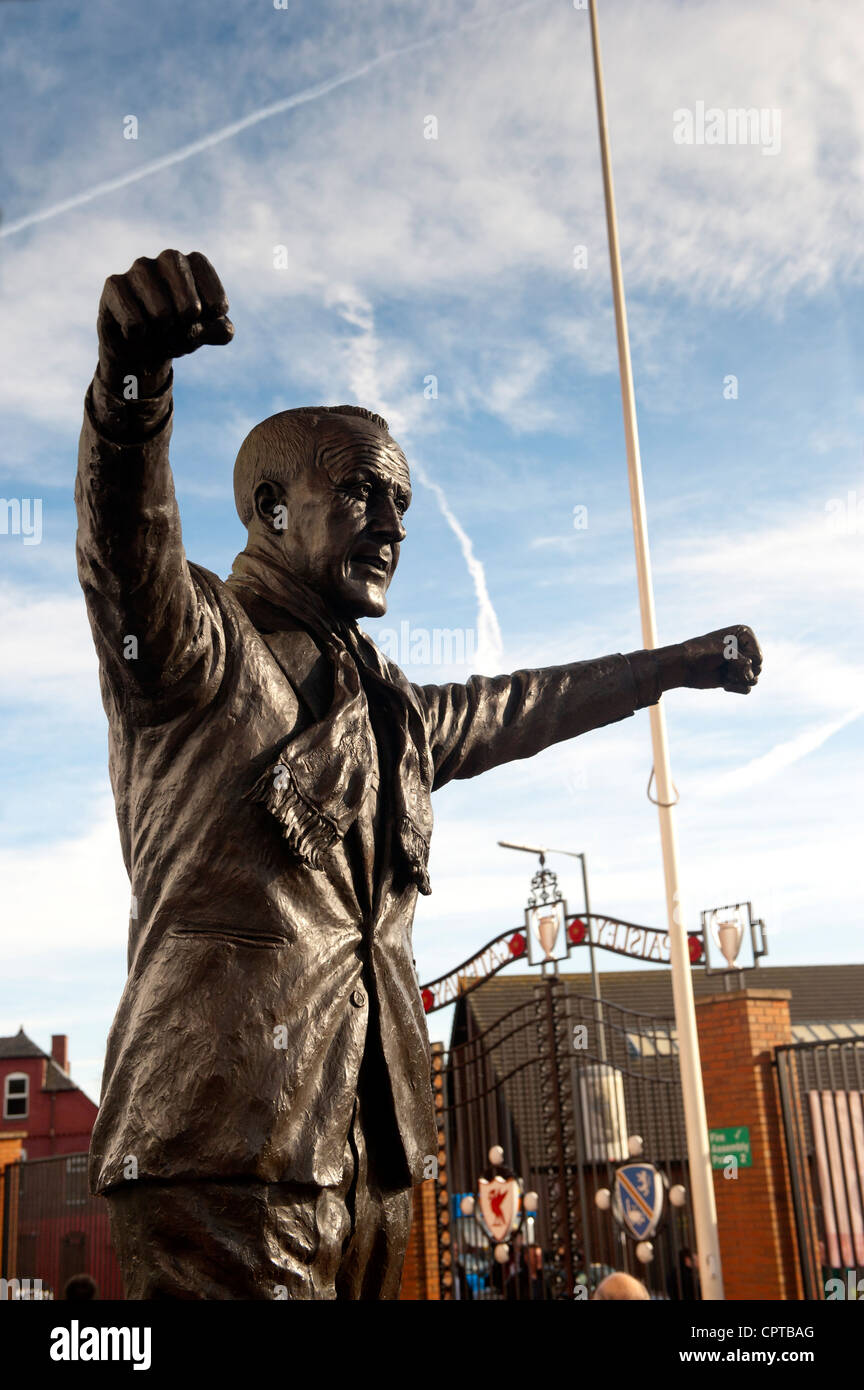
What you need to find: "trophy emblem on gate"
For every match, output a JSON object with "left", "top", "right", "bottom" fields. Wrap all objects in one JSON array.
[
  {"left": 700, "top": 902, "right": 767, "bottom": 976},
  {"left": 525, "top": 899, "right": 568, "bottom": 967},
  {"left": 536, "top": 910, "right": 561, "bottom": 960},
  {"left": 712, "top": 916, "right": 744, "bottom": 969}
]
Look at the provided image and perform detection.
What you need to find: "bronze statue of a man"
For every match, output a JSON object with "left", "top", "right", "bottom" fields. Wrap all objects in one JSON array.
[{"left": 76, "top": 249, "right": 762, "bottom": 1300}]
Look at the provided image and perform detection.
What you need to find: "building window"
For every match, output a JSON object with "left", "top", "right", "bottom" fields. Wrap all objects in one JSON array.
[
  {"left": 3, "top": 1072, "right": 28, "bottom": 1119},
  {"left": 65, "top": 1155, "right": 89, "bottom": 1206}
]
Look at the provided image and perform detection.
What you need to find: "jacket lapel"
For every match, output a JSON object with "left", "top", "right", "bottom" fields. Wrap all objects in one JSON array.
[{"left": 262, "top": 626, "right": 331, "bottom": 723}]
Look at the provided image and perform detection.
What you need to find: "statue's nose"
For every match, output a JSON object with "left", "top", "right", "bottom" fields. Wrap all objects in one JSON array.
[{"left": 370, "top": 493, "right": 406, "bottom": 542}]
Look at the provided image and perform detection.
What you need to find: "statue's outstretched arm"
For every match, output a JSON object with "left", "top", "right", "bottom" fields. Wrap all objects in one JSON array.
[{"left": 418, "top": 628, "right": 761, "bottom": 788}]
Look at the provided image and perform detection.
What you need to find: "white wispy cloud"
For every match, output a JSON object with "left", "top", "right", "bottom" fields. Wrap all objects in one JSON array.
[
  {"left": 0, "top": 585, "right": 97, "bottom": 710},
  {"left": 0, "top": 803, "right": 131, "bottom": 964},
  {"left": 408, "top": 459, "right": 505, "bottom": 672},
  {"left": 6, "top": 0, "right": 864, "bottom": 449},
  {"left": 326, "top": 284, "right": 506, "bottom": 672},
  {"left": 1, "top": 0, "right": 544, "bottom": 239},
  {"left": 702, "top": 704, "right": 864, "bottom": 798}
]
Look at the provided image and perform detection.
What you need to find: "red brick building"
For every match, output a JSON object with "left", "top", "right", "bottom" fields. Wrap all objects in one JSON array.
[
  {"left": 0, "top": 1030, "right": 122, "bottom": 1299},
  {"left": 0, "top": 1029, "right": 97, "bottom": 1159}
]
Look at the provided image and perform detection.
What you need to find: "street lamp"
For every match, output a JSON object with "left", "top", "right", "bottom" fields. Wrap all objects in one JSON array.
[{"left": 498, "top": 839, "right": 606, "bottom": 1059}]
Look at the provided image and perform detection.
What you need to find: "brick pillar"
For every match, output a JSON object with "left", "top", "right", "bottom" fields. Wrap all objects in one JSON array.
[
  {"left": 399, "top": 1181, "right": 441, "bottom": 1300},
  {"left": 695, "top": 988, "right": 802, "bottom": 1300},
  {"left": 399, "top": 1041, "right": 448, "bottom": 1300}
]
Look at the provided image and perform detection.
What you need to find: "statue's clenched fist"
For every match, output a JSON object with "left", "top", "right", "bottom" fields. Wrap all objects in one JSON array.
[
  {"left": 97, "top": 249, "right": 233, "bottom": 396},
  {"left": 676, "top": 625, "right": 763, "bottom": 695}
]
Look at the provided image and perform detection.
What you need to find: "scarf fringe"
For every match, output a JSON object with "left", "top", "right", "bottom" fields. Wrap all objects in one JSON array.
[
  {"left": 400, "top": 816, "right": 432, "bottom": 896},
  {"left": 247, "top": 760, "right": 339, "bottom": 870}
]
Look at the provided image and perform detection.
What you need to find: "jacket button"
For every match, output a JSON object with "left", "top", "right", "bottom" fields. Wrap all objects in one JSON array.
[{"left": 351, "top": 988, "right": 366, "bottom": 1008}]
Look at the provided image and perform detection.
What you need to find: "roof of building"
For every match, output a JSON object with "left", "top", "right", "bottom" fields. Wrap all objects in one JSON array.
[
  {"left": 0, "top": 1028, "right": 47, "bottom": 1060},
  {"left": 0, "top": 1028, "right": 77, "bottom": 1091},
  {"left": 42, "top": 1059, "right": 77, "bottom": 1092},
  {"left": 458, "top": 962, "right": 864, "bottom": 1033}
]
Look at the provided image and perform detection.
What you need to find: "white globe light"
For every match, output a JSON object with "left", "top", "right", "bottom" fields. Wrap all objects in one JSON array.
[
  {"left": 494, "top": 1243, "right": 510, "bottom": 1264},
  {"left": 488, "top": 1145, "right": 505, "bottom": 1166},
  {"left": 669, "top": 1184, "right": 687, "bottom": 1208},
  {"left": 524, "top": 1190, "right": 539, "bottom": 1213},
  {"left": 460, "top": 1195, "right": 475, "bottom": 1216},
  {"left": 595, "top": 1188, "right": 612, "bottom": 1211},
  {"left": 627, "top": 1134, "right": 644, "bottom": 1157},
  {"left": 635, "top": 1241, "right": 654, "bottom": 1264}
]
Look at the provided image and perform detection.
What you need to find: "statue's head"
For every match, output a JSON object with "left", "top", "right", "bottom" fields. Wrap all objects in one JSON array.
[{"left": 233, "top": 405, "right": 411, "bottom": 619}]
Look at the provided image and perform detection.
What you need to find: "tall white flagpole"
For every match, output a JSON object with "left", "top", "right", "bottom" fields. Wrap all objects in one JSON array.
[{"left": 587, "top": 0, "right": 724, "bottom": 1299}]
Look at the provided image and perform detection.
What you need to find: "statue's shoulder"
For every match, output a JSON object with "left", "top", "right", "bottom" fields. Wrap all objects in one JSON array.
[
  {"left": 185, "top": 562, "right": 251, "bottom": 633},
  {"left": 187, "top": 561, "right": 223, "bottom": 594}
]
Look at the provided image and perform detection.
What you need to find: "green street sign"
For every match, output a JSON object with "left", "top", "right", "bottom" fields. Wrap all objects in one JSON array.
[{"left": 709, "top": 1126, "right": 752, "bottom": 1169}]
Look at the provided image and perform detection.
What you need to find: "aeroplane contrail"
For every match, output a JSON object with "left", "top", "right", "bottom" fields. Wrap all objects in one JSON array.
[
  {"left": 411, "top": 460, "right": 505, "bottom": 674},
  {"left": 330, "top": 288, "right": 505, "bottom": 672},
  {"left": 1, "top": 0, "right": 543, "bottom": 239},
  {"left": 704, "top": 703, "right": 864, "bottom": 797}
]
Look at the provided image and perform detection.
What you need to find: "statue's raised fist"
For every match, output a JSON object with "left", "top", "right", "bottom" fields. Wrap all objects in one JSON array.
[
  {"left": 680, "top": 624, "right": 763, "bottom": 695},
  {"left": 97, "top": 250, "right": 233, "bottom": 393}
]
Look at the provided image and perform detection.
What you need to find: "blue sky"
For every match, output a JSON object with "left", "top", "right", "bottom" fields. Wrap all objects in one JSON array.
[{"left": 1, "top": 0, "right": 862, "bottom": 1102}]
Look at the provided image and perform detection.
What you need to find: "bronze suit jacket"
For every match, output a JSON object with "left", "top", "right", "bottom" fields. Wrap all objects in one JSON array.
[{"left": 76, "top": 381, "right": 648, "bottom": 1196}]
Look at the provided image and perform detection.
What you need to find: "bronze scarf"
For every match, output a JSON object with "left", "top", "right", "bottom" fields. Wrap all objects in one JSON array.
[{"left": 226, "top": 550, "right": 434, "bottom": 895}]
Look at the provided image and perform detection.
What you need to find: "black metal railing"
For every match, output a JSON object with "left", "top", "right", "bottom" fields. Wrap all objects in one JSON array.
[
  {"left": 776, "top": 1039, "right": 864, "bottom": 1301},
  {"left": 1, "top": 1153, "right": 124, "bottom": 1300}
]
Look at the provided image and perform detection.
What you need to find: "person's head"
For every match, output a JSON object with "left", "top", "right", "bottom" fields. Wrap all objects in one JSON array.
[
  {"left": 592, "top": 1271, "right": 650, "bottom": 1301},
  {"left": 63, "top": 1273, "right": 97, "bottom": 1301},
  {"left": 233, "top": 404, "right": 411, "bottom": 619}
]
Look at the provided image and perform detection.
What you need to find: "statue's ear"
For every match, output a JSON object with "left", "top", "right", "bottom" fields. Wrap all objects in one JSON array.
[{"left": 252, "top": 478, "right": 285, "bottom": 527}]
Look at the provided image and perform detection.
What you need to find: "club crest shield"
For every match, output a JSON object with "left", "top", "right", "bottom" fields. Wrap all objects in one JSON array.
[
  {"left": 477, "top": 1175, "right": 521, "bottom": 1243},
  {"left": 613, "top": 1162, "right": 664, "bottom": 1241}
]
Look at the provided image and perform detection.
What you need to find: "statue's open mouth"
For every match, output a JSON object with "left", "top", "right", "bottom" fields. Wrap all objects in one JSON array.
[{"left": 352, "top": 552, "right": 388, "bottom": 575}]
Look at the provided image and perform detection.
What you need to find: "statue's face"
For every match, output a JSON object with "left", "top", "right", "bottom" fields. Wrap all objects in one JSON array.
[{"left": 258, "top": 419, "right": 411, "bottom": 618}]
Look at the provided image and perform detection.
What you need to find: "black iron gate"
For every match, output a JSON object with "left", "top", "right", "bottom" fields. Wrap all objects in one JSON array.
[
  {"left": 1, "top": 1153, "right": 124, "bottom": 1300},
  {"left": 776, "top": 1039, "right": 864, "bottom": 1301},
  {"left": 432, "top": 973, "right": 696, "bottom": 1300}
]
